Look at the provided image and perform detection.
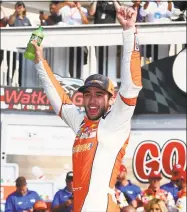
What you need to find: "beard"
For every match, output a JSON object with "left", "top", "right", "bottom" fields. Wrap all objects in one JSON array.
[{"left": 84, "top": 106, "right": 107, "bottom": 121}]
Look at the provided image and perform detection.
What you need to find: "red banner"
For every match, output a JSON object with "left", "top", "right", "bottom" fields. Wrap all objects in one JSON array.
[{"left": 0, "top": 87, "right": 84, "bottom": 112}]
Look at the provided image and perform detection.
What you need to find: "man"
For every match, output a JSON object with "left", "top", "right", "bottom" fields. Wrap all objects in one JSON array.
[
  {"left": 116, "top": 165, "right": 141, "bottom": 208},
  {"left": 51, "top": 171, "right": 73, "bottom": 212},
  {"left": 8, "top": 1, "right": 31, "bottom": 27},
  {"left": 89, "top": 1, "right": 120, "bottom": 24},
  {"left": 175, "top": 170, "right": 187, "bottom": 212},
  {"left": 137, "top": 171, "right": 175, "bottom": 210},
  {"left": 5, "top": 176, "right": 41, "bottom": 212},
  {"left": 160, "top": 164, "right": 182, "bottom": 202},
  {"left": 39, "top": 2, "right": 63, "bottom": 26},
  {"left": 32, "top": 5, "right": 142, "bottom": 211},
  {"left": 33, "top": 200, "right": 48, "bottom": 212}
]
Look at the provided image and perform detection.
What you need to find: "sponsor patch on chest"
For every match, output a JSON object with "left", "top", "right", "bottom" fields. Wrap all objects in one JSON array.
[{"left": 73, "top": 142, "right": 94, "bottom": 154}]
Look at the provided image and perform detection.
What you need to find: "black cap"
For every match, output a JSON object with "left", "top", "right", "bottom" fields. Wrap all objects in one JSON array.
[
  {"left": 15, "top": 176, "right": 27, "bottom": 187},
  {"left": 78, "top": 74, "right": 114, "bottom": 96},
  {"left": 66, "top": 171, "right": 73, "bottom": 181}
]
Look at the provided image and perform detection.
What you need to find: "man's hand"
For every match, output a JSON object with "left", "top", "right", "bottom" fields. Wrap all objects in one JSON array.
[
  {"left": 65, "top": 199, "right": 73, "bottom": 207},
  {"left": 31, "top": 41, "right": 44, "bottom": 64},
  {"left": 117, "top": 6, "right": 137, "bottom": 31}
]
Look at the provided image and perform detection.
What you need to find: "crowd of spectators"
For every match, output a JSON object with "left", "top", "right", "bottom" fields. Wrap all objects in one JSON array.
[
  {"left": 0, "top": 1, "right": 186, "bottom": 28},
  {"left": 5, "top": 163, "right": 186, "bottom": 212}
]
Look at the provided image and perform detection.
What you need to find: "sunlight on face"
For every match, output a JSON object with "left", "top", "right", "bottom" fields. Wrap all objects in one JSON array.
[{"left": 83, "top": 87, "right": 111, "bottom": 120}]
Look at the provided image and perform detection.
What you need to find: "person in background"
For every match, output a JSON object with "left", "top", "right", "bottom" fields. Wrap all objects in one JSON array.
[
  {"left": 0, "top": 1, "right": 8, "bottom": 27},
  {"left": 139, "top": 0, "right": 174, "bottom": 23},
  {"left": 8, "top": 1, "right": 31, "bottom": 27},
  {"left": 51, "top": 171, "right": 73, "bottom": 212},
  {"left": 137, "top": 171, "right": 175, "bottom": 211},
  {"left": 39, "top": 1, "right": 63, "bottom": 26},
  {"left": 121, "top": 205, "right": 136, "bottom": 212},
  {"left": 33, "top": 200, "right": 48, "bottom": 212},
  {"left": 132, "top": 0, "right": 144, "bottom": 23},
  {"left": 116, "top": 165, "right": 142, "bottom": 208},
  {"left": 89, "top": 1, "right": 120, "bottom": 24},
  {"left": 88, "top": 1, "right": 121, "bottom": 76},
  {"left": 58, "top": 1, "right": 88, "bottom": 25},
  {"left": 175, "top": 170, "right": 186, "bottom": 199},
  {"left": 58, "top": 1, "right": 88, "bottom": 79},
  {"left": 144, "top": 198, "right": 168, "bottom": 212},
  {"left": 5, "top": 176, "right": 41, "bottom": 212},
  {"left": 139, "top": 0, "right": 174, "bottom": 63},
  {"left": 160, "top": 164, "right": 182, "bottom": 203}
]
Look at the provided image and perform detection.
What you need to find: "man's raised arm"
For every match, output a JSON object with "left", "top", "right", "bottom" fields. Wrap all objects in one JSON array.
[
  {"left": 33, "top": 42, "right": 84, "bottom": 133},
  {"left": 106, "top": 6, "right": 142, "bottom": 126}
]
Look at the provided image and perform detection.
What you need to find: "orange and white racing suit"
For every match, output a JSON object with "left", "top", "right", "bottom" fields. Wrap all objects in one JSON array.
[{"left": 35, "top": 28, "right": 142, "bottom": 212}]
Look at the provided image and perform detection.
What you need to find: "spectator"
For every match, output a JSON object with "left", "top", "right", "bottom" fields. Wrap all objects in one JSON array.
[
  {"left": 121, "top": 205, "right": 136, "bottom": 212},
  {"left": 115, "top": 165, "right": 141, "bottom": 208},
  {"left": 88, "top": 1, "right": 121, "bottom": 75},
  {"left": 8, "top": 1, "right": 31, "bottom": 27},
  {"left": 132, "top": 0, "right": 144, "bottom": 23},
  {"left": 175, "top": 170, "right": 186, "bottom": 199},
  {"left": 144, "top": 198, "right": 168, "bottom": 212},
  {"left": 39, "top": 2, "right": 63, "bottom": 26},
  {"left": 5, "top": 176, "right": 41, "bottom": 212},
  {"left": 137, "top": 171, "right": 175, "bottom": 210},
  {"left": 0, "top": 2, "right": 8, "bottom": 27},
  {"left": 140, "top": 1, "right": 174, "bottom": 23},
  {"left": 140, "top": 0, "right": 175, "bottom": 63},
  {"left": 58, "top": 1, "right": 88, "bottom": 79},
  {"left": 59, "top": 1, "right": 88, "bottom": 25},
  {"left": 33, "top": 200, "right": 48, "bottom": 212},
  {"left": 89, "top": 1, "right": 120, "bottom": 24},
  {"left": 51, "top": 171, "right": 73, "bottom": 212},
  {"left": 160, "top": 164, "right": 182, "bottom": 203}
]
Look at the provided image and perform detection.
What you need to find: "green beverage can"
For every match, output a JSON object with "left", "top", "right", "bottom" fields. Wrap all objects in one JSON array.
[{"left": 24, "top": 26, "right": 44, "bottom": 61}]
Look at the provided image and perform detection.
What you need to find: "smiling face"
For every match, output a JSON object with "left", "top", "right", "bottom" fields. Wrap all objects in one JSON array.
[{"left": 83, "top": 87, "right": 112, "bottom": 121}]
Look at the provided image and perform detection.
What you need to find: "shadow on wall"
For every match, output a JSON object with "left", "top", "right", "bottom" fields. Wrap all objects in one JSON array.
[{"left": 135, "top": 51, "right": 187, "bottom": 114}]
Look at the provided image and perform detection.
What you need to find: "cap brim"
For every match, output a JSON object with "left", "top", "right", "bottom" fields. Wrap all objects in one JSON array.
[{"left": 78, "top": 84, "right": 108, "bottom": 94}]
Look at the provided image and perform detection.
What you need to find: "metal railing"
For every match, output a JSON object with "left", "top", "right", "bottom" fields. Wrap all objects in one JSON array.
[{"left": 0, "top": 22, "right": 186, "bottom": 87}]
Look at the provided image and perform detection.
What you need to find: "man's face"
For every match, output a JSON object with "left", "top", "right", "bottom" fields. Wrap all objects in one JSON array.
[
  {"left": 117, "top": 171, "right": 127, "bottom": 183},
  {"left": 149, "top": 178, "right": 161, "bottom": 190},
  {"left": 66, "top": 179, "right": 73, "bottom": 192},
  {"left": 16, "top": 185, "right": 27, "bottom": 196},
  {"left": 83, "top": 87, "right": 111, "bottom": 121},
  {"left": 50, "top": 4, "right": 58, "bottom": 15}
]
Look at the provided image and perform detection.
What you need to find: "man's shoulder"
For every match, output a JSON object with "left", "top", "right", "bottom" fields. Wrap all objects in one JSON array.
[
  {"left": 27, "top": 190, "right": 39, "bottom": 196},
  {"left": 128, "top": 181, "right": 141, "bottom": 190},
  {"left": 55, "top": 188, "right": 67, "bottom": 195},
  {"left": 160, "top": 182, "right": 173, "bottom": 188},
  {"left": 6, "top": 191, "right": 17, "bottom": 200}
]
